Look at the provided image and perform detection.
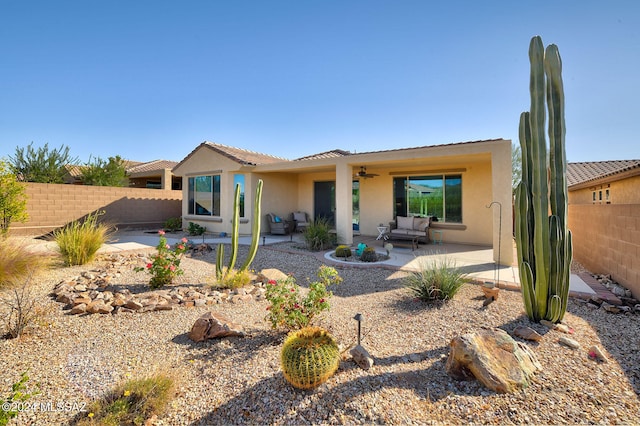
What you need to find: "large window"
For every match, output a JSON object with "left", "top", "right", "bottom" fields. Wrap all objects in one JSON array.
[
  {"left": 233, "top": 174, "right": 245, "bottom": 217},
  {"left": 393, "top": 174, "right": 462, "bottom": 223},
  {"left": 188, "top": 175, "right": 221, "bottom": 216}
]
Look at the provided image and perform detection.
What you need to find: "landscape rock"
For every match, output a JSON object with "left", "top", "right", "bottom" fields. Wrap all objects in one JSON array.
[
  {"left": 257, "top": 268, "right": 288, "bottom": 283},
  {"left": 589, "top": 345, "right": 608, "bottom": 362},
  {"left": 601, "top": 302, "right": 621, "bottom": 314},
  {"left": 69, "top": 303, "right": 87, "bottom": 315},
  {"left": 558, "top": 336, "right": 580, "bottom": 349},
  {"left": 481, "top": 284, "right": 499, "bottom": 300},
  {"left": 513, "top": 326, "right": 542, "bottom": 342},
  {"left": 350, "top": 345, "right": 374, "bottom": 370},
  {"left": 446, "top": 328, "right": 541, "bottom": 393},
  {"left": 188, "top": 312, "right": 245, "bottom": 342}
]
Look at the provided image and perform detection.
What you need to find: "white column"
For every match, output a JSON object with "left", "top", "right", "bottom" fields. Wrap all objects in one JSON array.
[
  {"left": 335, "top": 162, "right": 353, "bottom": 245},
  {"left": 491, "top": 142, "right": 514, "bottom": 266}
]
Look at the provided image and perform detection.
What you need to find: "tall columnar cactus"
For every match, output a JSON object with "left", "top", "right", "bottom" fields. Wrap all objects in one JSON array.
[
  {"left": 216, "top": 179, "right": 264, "bottom": 281},
  {"left": 515, "top": 36, "right": 573, "bottom": 323},
  {"left": 280, "top": 326, "right": 340, "bottom": 390}
]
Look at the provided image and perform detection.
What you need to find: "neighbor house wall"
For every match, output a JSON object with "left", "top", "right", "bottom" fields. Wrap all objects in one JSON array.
[
  {"left": 569, "top": 175, "right": 640, "bottom": 205},
  {"left": 568, "top": 204, "right": 640, "bottom": 299},
  {"left": 10, "top": 183, "right": 182, "bottom": 236}
]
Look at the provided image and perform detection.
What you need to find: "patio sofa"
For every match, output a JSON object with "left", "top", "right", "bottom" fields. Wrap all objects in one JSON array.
[
  {"left": 388, "top": 216, "right": 430, "bottom": 245},
  {"left": 266, "top": 213, "right": 291, "bottom": 235}
]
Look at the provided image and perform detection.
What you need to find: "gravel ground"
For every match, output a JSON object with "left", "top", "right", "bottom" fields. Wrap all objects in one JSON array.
[{"left": 1, "top": 240, "right": 639, "bottom": 425}]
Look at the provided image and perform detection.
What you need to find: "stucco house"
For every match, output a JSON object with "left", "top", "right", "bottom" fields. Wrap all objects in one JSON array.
[{"left": 172, "top": 139, "right": 513, "bottom": 265}]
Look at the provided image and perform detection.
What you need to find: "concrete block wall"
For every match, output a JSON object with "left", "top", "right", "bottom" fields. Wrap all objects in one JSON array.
[
  {"left": 569, "top": 204, "right": 640, "bottom": 299},
  {"left": 10, "top": 183, "right": 182, "bottom": 236}
]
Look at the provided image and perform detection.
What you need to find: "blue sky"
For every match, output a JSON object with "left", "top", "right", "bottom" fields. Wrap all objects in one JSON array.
[{"left": 1, "top": 1, "right": 638, "bottom": 164}]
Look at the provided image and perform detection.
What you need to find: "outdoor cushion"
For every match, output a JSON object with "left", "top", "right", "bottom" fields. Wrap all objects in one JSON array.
[
  {"left": 293, "top": 212, "right": 307, "bottom": 222},
  {"left": 415, "top": 218, "right": 429, "bottom": 232},
  {"left": 397, "top": 216, "right": 414, "bottom": 230},
  {"left": 274, "top": 215, "right": 282, "bottom": 223}
]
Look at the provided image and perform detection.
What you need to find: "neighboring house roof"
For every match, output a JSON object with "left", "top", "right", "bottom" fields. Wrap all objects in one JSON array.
[
  {"left": 127, "top": 159, "right": 178, "bottom": 175},
  {"left": 174, "top": 142, "right": 287, "bottom": 171},
  {"left": 567, "top": 160, "right": 640, "bottom": 188}
]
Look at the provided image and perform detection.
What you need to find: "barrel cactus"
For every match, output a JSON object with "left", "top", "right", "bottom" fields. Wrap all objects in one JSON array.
[
  {"left": 280, "top": 326, "right": 340, "bottom": 390},
  {"left": 360, "top": 247, "right": 378, "bottom": 262},
  {"left": 515, "top": 36, "right": 573, "bottom": 323},
  {"left": 335, "top": 245, "right": 352, "bottom": 258}
]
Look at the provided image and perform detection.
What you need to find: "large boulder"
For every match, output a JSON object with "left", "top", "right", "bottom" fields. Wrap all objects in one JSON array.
[
  {"left": 257, "top": 268, "right": 288, "bottom": 283},
  {"left": 446, "top": 328, "right": 541, "bottom": 393},
  {"left": 188, "top": 312, "right": 245, "bottom": 342}
]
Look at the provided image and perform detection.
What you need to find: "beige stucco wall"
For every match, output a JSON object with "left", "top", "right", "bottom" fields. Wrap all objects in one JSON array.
[{"left": 569, "top": 175, "right": 640, "bottom": 205}]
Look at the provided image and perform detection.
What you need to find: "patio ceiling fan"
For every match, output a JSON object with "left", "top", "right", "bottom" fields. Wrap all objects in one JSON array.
[{"left": 354, "top": 166, "right": 379, "bottom": 179}]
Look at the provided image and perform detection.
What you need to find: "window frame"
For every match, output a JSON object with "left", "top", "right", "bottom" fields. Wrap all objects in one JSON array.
[
  {"left": 187, "top": 175, "right": 221, "bottom": 217},
  {"left": 393, "top": 173, "right": 463, "bottom": 223}
]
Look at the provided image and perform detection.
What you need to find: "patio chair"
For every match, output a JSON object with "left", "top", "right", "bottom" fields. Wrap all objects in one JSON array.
[
  {"left": 291, "top": 211, "right": 310, "bottom": 232},
  {"left": 266, "top": 213, "right": 291, "bottom": 235}
]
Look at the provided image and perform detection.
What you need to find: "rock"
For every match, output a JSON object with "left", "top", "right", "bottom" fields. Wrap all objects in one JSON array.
[
  {"left": 124, "top": 300, "right": 144, "bottom": 311},
  {"left": 154, "top": 304, "right": 173, "bottom": 311},
  {"left": 231, "top": 294, "right": 252, "bottom": 304},
  {"left": 69, "top": 303, "right": 87, "bottom": 315},
  {"left": 96, "top": 303, "right": 114, "bottom": 314},
  {"left": 194, "top": 299, "right": 207, "bottom": 307},
  {"left": 257, "top": 268, "right": 288, "bottom": 283},
  {"left": 481, "top": 284, "right": 499, "bottom": 300},
  {"left": 588, "top": 345, "right": 608, "bottom": 362},
  {"left": 350, "top": 345, "right": 374, "bottom": 370},
  {"left": 446, "top": 328, "right": 541, "bottom": 393},
  {"left": 601, "top": 302, "right": 621, "bottom": 314},
  {"left": 72, "top": 295, "right": 92, "bottom": 306},
  {"left": 555, "top": 324, "right": 574, "bottom": 334},
  {"left": 74, "top": 284, "right": 87, "bottom": 292},
  {"left": 558, "top": 336, "right": 580, "bottom": 349},
  {"left": 513, "top": 326, "right": 542, "bottom": 342},
  {"left": 611, "top": 285, "right": 627, "bottom": 297},
  {"left": 188, "top": 312, "right": 245, "bottom": 342},
  {"left": 635, "top": 304, "right": 640, "bottom": 313}
]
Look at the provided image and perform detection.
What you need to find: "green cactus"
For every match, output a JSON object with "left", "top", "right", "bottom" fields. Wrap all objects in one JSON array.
[
  {"left": 360, "top": 246, "right": 378, "bottom": 262},
  {"left": 335, "top": 245, "right": 352, "bottom": 258},
  {"left": 216, "top": 179, "right": 264, "bottom": 281},
  {"left": 515, "top": 36, "right": 573, "bottom": 323},
  {"left": 280, "top": 326, "right": 340, "bottom": 390}
]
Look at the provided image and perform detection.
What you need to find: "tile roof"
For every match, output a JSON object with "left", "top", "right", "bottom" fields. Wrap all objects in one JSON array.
[
  {"left": 294, "top": 149, "right": 352, "bottom": 161},
  {"left": 203, "top": 142, "right": 287, "bottom": 165},
  {"left": 567, "top": 160, "right": 640, "bottom": 187},
  {"left": 127, "top": 159, "right": 178, "bottom": 174}
]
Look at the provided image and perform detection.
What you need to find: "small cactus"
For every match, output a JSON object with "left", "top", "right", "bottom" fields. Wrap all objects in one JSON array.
[
  {"left": 280, "top": 326, "right": 340, "bottom": 390},
  {"left": 360, "top": 247, "right": 378, "bottom": 262},
  {"left": 335, "top": 245, "right": 352, "bottom": 258}
]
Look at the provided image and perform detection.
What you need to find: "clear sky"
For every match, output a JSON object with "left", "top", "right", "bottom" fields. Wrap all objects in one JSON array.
[{"left": 1, "top": 1, "right": 638, "bottom": 165}]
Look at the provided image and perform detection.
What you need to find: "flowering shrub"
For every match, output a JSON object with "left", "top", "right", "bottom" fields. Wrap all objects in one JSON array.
[
  {"left": 134, "top": 231, "right": 188, "bottom": 288},
  {"left": 265, "top": 265, "right": 342, "bottom": 330}
]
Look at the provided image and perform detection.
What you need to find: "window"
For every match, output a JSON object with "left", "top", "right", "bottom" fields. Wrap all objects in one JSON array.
[
  {"left": 188, "top": 175, "right": 220, "bottom": 216},
  {"left": 234, "top": 174, "right": 245, "bottom": 217},
  {"left": 393, "top": 174, "right": 462, "bottom": 223}
]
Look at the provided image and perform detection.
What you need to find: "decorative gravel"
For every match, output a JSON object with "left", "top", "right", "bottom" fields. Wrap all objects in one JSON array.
[{"left": 1, "top": 241, "right": 639, "bottom": 425}]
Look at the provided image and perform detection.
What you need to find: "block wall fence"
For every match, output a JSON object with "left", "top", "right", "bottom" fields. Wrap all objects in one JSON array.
[
  {"left": 9, "top": 183, "right": 182, "bottom": 236},
  {"left": 568, "top": 204, "right": 640, "bottom": 300}
]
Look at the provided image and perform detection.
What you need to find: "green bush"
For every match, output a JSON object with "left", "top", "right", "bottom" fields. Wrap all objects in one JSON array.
[
  {"left": 360, "top": 247, "right": 378, "bottom": 262},
  {"left": 79, "top": 374, "right": 174, "bottom": 426},
  {"left": 0, "top": 370, "right": 39, "bottom": 426},
  {"left": 209, "top": 268, "right": 252, "bottom": 290},
  {"left": 404, "top": 257, "right": 467, "bottom": 302},
  {"left": 163, "top": 217, "right": 182, "bottom": 232},
  {"left": 335, "top": 245, "right": 352, "bottom": 258},
  {"left": 54, "top": 210, "right": 112, "bottom": 266},
  {"left": 265, "top": 265, "right": 342, "bottom": 330},
  {"left": 303, "top": 218, "right": 334, "bottom": 251},
  {"left": 188, "top": 222, "right": 206, "bottom": 236}
]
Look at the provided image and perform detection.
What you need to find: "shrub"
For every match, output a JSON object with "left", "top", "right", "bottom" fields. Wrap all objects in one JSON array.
[
  {"left": 335, "top": 245, "right": 352, "bottom": 258},
  {"left": 404, "top": 257, "right": 467, "bottom": 302},
  {"left": 0, "top": 160, "right": 28, "bottom": 237},
  {"left": 360, "top": 247, "right": 378, "bottom": 262},
  {"left": 209, "top": 268, "right": 252, "bottom": 290},
  {"left": 163, "top": 217, "right": 182, "bottom": 233},
  {"left": 79, "top": 374, "right": 174, "bottom": 426},
  {"left": 0, "top": 239, "right": 50, "bottom": 289},
  {"left": 0, "top": 273, "right": 53, "bottom": 339},
  {"left": 0, "top": 370, "right": 39, "bottom": 426},
  {"left": 188, "top": 222, "right": 206, "bottom": 236},
  {"left": 134, "top": 231, "right": 188, "bottom": 288},
  {"left": 281, "top": 326, "right": 340, "bottom": 390},
  {"left": 265, "top": 265, "right": 342, "bottom": 330},
  {"left": 54, "top": 210, "right": 112, "bottom": 266},
  {"left": 303, "top": 218, "right": 334, "bottom": 251}
]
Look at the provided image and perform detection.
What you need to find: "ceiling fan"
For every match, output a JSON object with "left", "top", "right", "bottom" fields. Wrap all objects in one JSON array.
[{"left": 354, "top": 166, "right": 379, "bottom": 179}]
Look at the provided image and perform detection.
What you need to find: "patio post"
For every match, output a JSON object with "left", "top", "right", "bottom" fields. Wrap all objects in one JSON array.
[{"left": 335, "top": 162, "right": 353, "bottom": 245}]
